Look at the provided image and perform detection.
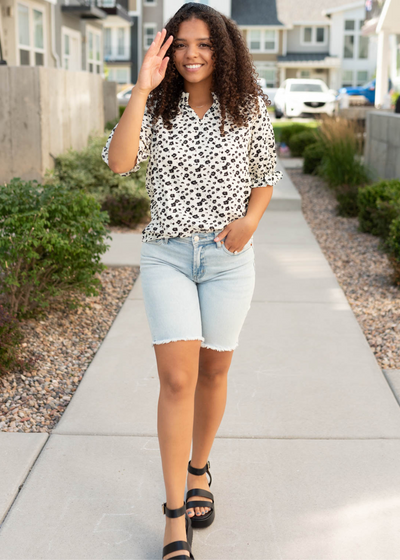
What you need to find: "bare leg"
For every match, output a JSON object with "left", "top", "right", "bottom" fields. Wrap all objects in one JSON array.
[
  {"left": 154, "top": 339, "right": 201, "bottom": 560},
  {"left": 186, "top": 347, "right": 234, "bottom": 518}
]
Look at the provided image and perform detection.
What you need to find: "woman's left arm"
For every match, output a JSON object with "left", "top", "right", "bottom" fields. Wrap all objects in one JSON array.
[
  {"left": 214, "top": 97, "right": 282, "bottom": 252},
  {"left": 214, "top": 185, "right": 273, "bottom": 251},
  {"left": 245, "top": 183, "right": 274, "bottom": 227}
]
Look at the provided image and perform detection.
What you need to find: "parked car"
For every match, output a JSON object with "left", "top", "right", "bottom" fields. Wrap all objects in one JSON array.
[
  {"left": 339, "top": 78, "right": 393, "bottom": 105},
  {"left": 117, "top": 85, "right": 133, "bottom": 106},
  {"left": 274, "top": 79, "right": 337, "bottom": 119}
]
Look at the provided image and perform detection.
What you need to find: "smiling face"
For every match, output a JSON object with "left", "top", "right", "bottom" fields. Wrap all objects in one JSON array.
[{"left": 173, "top": 18, "right": 214, "bottom": 86}]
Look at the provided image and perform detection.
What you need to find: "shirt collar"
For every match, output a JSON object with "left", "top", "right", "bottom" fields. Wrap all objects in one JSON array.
[{"left": 179, "top": 90, "right": 219, "bottom": 111}]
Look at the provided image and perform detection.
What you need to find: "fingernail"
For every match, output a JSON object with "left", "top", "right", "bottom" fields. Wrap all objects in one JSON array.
[{"left": 214, "top": 237, "right": 219, "bottom": 241}]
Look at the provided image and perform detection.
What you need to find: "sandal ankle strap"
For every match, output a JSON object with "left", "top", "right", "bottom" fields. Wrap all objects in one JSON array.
[
  {"left": 187, "top": 460, "right": 212, "bottom": 487},
  {"left": 162, "top": 502, "right": 186, "bottom": 518}
]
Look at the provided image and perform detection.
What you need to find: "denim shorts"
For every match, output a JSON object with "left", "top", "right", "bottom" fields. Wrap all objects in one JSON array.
[{"left": 139, "top": 229, "right": 256, "bottom": 351}]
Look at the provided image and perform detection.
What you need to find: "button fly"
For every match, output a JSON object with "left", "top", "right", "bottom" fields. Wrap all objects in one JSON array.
[{"left": 194, "top": 235, "right": 199, "bottom": 241}]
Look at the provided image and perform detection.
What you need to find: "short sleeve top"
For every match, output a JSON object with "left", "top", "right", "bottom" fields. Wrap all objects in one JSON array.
[{"left": 101, "top": 91, "right": 283, "bottom": 242}]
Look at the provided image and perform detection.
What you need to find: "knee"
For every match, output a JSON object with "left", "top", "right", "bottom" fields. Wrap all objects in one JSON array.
[
  {"left": 160, "top": 369, "right": 196, "bottom": 399},
  {"left": 198, "top": 364, "right": 228, "bottom": 386}
]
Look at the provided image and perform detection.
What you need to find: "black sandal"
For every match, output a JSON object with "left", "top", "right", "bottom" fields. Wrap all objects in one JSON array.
[
  {"left": 185, "top": 460, "right": 215, "bottom": 529},
  {"left": 162, "top": 502, "right": 195, "bottom": 559}
]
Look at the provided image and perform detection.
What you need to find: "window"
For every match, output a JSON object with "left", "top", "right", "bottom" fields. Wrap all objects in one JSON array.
[
  {"left": 290, "top": 83, "right": 323, "bottom": 92},
  {"left": 144, "top": 0, "right": 157, "bottom": 4},
  {"left": 301, "top": 26, "right": 327, "bottom": 46},
  {"left": 144, "top": 24, "right": 157, "bottom": 49},
  {"left": 62, "top": 27, "right": 82, "bottom": 71},
  {"left": 248, "top": 29, "right": 276, "bottom": 52},
  {"left": 249, "top": 30, "right": 261, "bottom": 50},
  {"left": 87, "top": 26, "right": 101, "bottom": 73},
  {"left": 344, "top": 35, "right": 354, "bottom": 58},
  {"left": 316, "top": 27, "right": 325, "bottom": 43},
  {"left": 95, "top": 34, "right": 100, "bottom": 63},
  {"left": 33, "top": 8, "right": 43, "bottom": 65},
  {"left": 104, "top": 26, "right": 129, "bottom": 59},
  {"left": 264, "top": 30, "right": 275, "bottom": 50},
  {"left": 118, "top": 27, "right": 125, "bottom": 56},
  {"left": 18, "top": 4, "right": 30, "bottom": 65},
  {"left": 254, "top": 63, "right": 276, "bottom": 87},
  {"left": 303, "top": 27, "right": 312, "bottom": 43},
  {"left": 300, "top": 70, "right": 311, "bottom": 78},
  {"left": 359, "top": 35, "right": 369, "bottom": 59},
  {"left": 342, "top": 70, "right": 353, "bottom": 87},
  {"left": 344, "top": 19, "right": 369, "bottom": 60},
  {"left": 17, "top": 2, "right": 45, "bottom": 66},
  {"left": 357, "top": 70, "right": 368, "bottom": 85},
  {"left": 104, "top": 28, "right": 112, "bottom": 57},
  {"left": 108, "top": 67, "right": 130, "bottom": 84},
  {"left": 64, "top": 35, "right": 69, "bottom": 69}
]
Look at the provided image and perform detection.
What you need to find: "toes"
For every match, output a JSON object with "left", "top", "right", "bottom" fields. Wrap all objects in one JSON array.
[
  {"left": 195, "top": 507, "right": 201, "bottom": 516},
  {"left": 187, "top": 508, "right": 194, "bottom": 517}
]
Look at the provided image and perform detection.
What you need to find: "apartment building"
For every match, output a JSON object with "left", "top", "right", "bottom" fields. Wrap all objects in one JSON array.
[
  {"left": 0, "top": 0, "right": 140, "bottom": 83},
  {"left": 0, "top": 0, "right": 380, "bottom": 90},
  {"left": 275, "top": 0, "right": 378, "bottom": 90}
]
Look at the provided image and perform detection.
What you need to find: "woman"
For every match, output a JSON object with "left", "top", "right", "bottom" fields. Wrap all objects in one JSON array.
[{"left": 102, "top": 3, "right": 282, "bottom": 559}]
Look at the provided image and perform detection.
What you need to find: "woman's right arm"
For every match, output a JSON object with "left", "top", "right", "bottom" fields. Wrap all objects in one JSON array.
[
  {"left": 106, "top": 28, "right": 173, "bottom": 174},
  {"left": 107, "top": 88, "right": 150, "bottom": 174}
]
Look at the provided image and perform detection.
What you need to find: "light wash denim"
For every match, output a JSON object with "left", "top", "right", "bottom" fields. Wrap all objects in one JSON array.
[{"left": 139, "top": 229, "right": 255, "bottom": 351}]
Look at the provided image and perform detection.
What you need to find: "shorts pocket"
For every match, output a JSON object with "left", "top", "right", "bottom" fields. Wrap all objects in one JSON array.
[{"left": 221, "top": 237, "right": 253, "bottom": 256}]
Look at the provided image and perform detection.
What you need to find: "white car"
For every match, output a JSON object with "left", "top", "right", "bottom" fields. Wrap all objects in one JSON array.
[
  {"left": 117, "top": 85, "right": 134, "bottom": 106},
  {"left": 274, "top": 79, "right": 338, "bottom": 119}
]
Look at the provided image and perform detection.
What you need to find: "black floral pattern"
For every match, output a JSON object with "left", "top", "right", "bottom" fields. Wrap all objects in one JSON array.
[{"left": 102, "top": 91, "right": 283, "bottom": 242}]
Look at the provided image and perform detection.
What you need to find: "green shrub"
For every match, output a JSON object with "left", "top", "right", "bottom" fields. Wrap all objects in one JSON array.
[
  {"left": 101, "top": 190, "right": 150, "bottom": 228},
  {"left": 303, "top": 143, "right": 325, "bottom": 175},
  {"left": 386, "top": 217, "right": 400, "bottom": 284},
  {"left": 288, "top": 130, "right": 320, "bottom": 157},
  {"left": 119, "top": 105, "right": 126, "bottom": 118},
  {"left": 357, "top": 180, "right": 400, "bottom": 238},
  {"left": 336, "top": 185, "right": 361, "bottom": 217},
  {"left": 0, "top": 305, "right": 25, "bottom": 376},
  {"left": 280, "top": 124, "right": 312, "bottom": 145},
  {"left": 318, "top": 117, "right": 370, "bottom": 189},
  {"left": 43, "top": 129, "right": 149, "bottom": 226},
  {"left": 105, "top": 117, "right": 119, "bottom": 131},
  {"left": 43, "top": 131, "right": 147, "bottom": 200},
  {"left": 0, "top": 179, "right": 111, "bottom": 319}
]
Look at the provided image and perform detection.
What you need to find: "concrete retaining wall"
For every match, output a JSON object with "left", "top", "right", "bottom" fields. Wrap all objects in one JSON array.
[
  {"left": 364, "top": 110, "right": 400, "bottom": 180},
  {"left": 103, "top": 80, "right": 118, "bottom": 126},
  {"left": 0, "top": 67, "right": 118, "bottom": 184}
]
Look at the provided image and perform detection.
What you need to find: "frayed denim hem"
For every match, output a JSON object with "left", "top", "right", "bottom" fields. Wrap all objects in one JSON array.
[
  {"left": 200, "top": 342, "right": 238, "bottom": 352},
  {"left": 152, "top": 337, "right": 205, "bottom": 346}
]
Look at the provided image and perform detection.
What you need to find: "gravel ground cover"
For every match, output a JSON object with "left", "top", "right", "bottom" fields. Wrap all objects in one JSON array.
[
  {"left": 287, "top": 168, "right": 400, "bottom": 370},
  {"left": 0, "top": 266, "right": 139, "bottom": 433}
]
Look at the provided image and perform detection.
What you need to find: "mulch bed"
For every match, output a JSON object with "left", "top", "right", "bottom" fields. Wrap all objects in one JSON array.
[
  {"left": 0, "top": 266, "right": 139, "bottom": 433},
  {"left": 287, "top": 168, "right": 400, "bottom": 370}
]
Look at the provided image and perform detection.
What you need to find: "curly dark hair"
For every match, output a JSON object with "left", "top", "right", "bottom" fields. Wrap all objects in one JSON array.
[{"left": 146, "top": 2, "right": 269, "bottom": 136}]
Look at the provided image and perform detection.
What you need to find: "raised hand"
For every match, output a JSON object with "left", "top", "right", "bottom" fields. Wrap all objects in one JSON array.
[{"left": 136, "top": 28, "right": 173, "bottom": 95}]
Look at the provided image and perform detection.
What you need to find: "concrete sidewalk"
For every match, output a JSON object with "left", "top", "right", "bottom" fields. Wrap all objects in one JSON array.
[{"left": 1, "top": 163, "right": 400, "bottom": 559}]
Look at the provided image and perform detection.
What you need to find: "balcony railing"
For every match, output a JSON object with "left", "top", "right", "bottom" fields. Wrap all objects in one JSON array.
[{"left": 67, "top": 0, "right": 130, "bottom": 11}]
